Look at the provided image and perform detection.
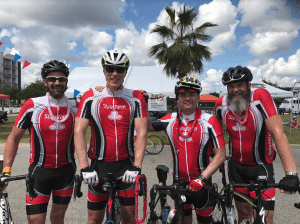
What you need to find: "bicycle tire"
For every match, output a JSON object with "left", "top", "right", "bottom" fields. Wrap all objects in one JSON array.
[
  {"left": 146, "top": 135, "right": 164, "bottom": 155},
  {"left": 114, "top": 196, "right": 121, "bottom": 224}
]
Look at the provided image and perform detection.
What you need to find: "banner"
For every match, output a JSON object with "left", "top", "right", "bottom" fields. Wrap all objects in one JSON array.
[{"left": 148, "top": 93, "right": 167, "bottom": 111}]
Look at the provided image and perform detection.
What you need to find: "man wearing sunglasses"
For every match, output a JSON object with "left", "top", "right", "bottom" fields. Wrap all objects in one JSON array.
[
  {"left": 215, "top": 66, "right": 299, "bottom": 224},
  {"left": 74, "top": 50, "right": 148, "bottom": 224},
  {"left": 1, "top": 60, "right": 77, "bottom": 223}
]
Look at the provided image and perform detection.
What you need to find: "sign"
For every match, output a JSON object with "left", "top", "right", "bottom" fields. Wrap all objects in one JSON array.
[
  {"left": 251, "top": 83, "right": 265, "bottom": 89},
  {"left": 148, "top": 93, "right": 167, "bottom": 111}
]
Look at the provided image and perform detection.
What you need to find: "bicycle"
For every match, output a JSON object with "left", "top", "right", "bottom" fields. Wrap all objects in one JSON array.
[
  {"left": 0, "top": 174, "right": 36, "bottom": 224},
  {"left": 146, "top": 135, "right": 164, "bottom": 155},
  {"left": 147, "top": 165, "right": 217, "bottom": 224},
  {"left": 74, "top": 173, "right": 147, "bottom": 224}
]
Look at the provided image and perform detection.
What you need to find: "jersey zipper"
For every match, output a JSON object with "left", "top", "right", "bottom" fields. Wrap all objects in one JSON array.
[
  {"left": 239, "top": 128, "right": 242, "bottom": 164},
  {"left": 55, "top": 99, "right": 59, "bottom": 168},
  {"left": 113, "top": 96, "right": 118, "bottom": 161}
]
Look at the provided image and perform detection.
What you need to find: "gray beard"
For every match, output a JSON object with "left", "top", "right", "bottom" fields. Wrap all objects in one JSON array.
[
  {"left": 228, "top": 88, "right": 251, "bottom": 115},
  {"left": 228, "top": 97, "right": 248, "bottom": 115}
]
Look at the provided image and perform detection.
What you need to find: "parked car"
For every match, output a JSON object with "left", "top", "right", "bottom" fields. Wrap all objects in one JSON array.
[{"left": 0, "top": 111, "right": 8, "bottom": 123}]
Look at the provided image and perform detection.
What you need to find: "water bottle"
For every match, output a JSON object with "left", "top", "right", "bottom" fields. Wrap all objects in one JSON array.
[
  {"left": 162, "top": 204, "right": 170, "bottom": 223},
  {"left": 166, "top": 209, "right": 176, "bottom": 224},
  {"left": 225, "top": 205, "right": 237, "bottom": 224}
]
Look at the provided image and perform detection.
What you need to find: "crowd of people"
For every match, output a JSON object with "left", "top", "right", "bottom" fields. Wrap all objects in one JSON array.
[{"left": 0, "top": 50, "right": 299, "bottom": 224}]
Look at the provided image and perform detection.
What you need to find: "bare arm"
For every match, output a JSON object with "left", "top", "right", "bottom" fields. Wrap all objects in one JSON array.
[
  {"left": 201, "top": 146, "right": 226, "bottom": 179},
  {"left": 266, "top": 115, "right": 297, "bottom": 173},
  {"left": 133, "top": 117, "right": 148, "bottom": 169},
  {"left": 3, "top": 127, "right": 26, "bottom": 169},
  {"left": 74, "top": 117, "right": 90, "bottom": 169}
]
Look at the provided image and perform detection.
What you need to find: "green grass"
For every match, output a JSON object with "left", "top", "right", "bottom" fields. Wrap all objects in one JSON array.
[{"left": 0, "top": 115, "right": 299, "bottom": 144}]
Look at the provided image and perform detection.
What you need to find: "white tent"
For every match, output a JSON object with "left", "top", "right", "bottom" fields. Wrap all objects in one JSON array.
[
  {"left": 65, "top": 66, "right": 178, "bottom": 98},
  {"left": 250, "top": 83, "right": 293, "bottom": 98}
]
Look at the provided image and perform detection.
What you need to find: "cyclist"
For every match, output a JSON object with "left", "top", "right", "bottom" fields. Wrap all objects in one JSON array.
[
  {"left": 215, "top": 66, "right": 299, "bottom": 224},
  {"left": 74, "top": 50, "right": 148, "bottom": 224},
  {"left": 147, "top": 76, "right": 226, "bottom": 224},
  {"left": 1, "top": 60, "right": 77, "bottom": 224}
]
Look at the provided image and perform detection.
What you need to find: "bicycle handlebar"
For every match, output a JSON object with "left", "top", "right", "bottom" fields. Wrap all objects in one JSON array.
[{"left": 0, "top": 174, "right": 29, "bottom": 184}]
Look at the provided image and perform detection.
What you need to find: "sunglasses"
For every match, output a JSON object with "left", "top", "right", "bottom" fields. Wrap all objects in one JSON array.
[
  {"left": 46, "top": 76, "right": 68, "bottom": 82},
  {"left": 105, "top": 66, "right": 127, "bottom": 73}
]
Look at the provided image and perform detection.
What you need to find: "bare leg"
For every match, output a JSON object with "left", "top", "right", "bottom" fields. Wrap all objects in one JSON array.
[
  {"left": 235, "top": 200, "right": 253, "bottom": 223},
  {"left": 121, "top": 205, "right": 136, "bottom": 224},
  {"left": 27, "top": 213, "right": 47, "bottom": 224},
  {"left": 87, "top": 209, "right": 105, "bottom": 224},
  {"left": 50, "top": 203, "right": 69, "bottom": 224}
]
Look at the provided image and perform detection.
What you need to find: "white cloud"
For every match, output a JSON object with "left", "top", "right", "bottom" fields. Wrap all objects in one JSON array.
[
  {"left": 0, "top": 0, "right": 126, "bottom": 29},
  {"left": 238, "top": 0, "right": 300, "bottom": 58},
  {"left": 67, "top": 41, "right": 77, "bottom": 51},
  {"left": 248, "top": 49, "right": 300, "bottom": 87},
  {"left": 201, "top": 69, "right": 226, "bottom": 94},
  {"left": 195, "top": 0, "right": 239, "bottom": 56}
]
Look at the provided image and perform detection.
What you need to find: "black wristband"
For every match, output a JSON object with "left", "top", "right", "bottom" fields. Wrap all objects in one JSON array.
[
  {"left": 198, "top": 175, "right": 207, "bottom": 183},
  {"left": 80, "top": 167, "right": 93, "bottom": 173}
]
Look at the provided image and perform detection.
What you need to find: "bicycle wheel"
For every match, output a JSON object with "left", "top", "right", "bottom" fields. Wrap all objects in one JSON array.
[
  {"left": 114, "top": 196, "right": 121, "bottom": 224},
  {"left": 212, "top": 204, "right": 227, "bottom": 224},
  {"left": 146, "top": 135, "right": 164, "bottom": 155}
]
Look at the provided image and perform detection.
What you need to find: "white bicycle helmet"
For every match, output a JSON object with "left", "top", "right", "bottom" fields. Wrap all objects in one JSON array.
[
  {"left": 174, "top": 76, "right": 202, "bottom": 95},
  {"left": 101, "top": 50, "right": 130, "bottom": 68}
]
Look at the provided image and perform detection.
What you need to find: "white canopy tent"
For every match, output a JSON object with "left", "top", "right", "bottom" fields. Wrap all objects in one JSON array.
[
  {"left": 65, "top": 66, "right": 179, "bottom": 99},
  {"left": 250, "top": 83, "right": 293, "bottom": 98}
]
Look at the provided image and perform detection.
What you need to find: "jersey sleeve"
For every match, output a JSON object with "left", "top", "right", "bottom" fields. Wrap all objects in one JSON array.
[
  {"left": 76, "top": 89, "right": 94, "bottom": 119},
  {"left": 133, "top": 90, "right": 147, "bottom": 118},
  {"left": 207, "top": 115, "right": 225, "bottom": 148},
  {"left": 214, "top": 97, "right": 224, "bottom": 120},
  {"left": 14, "top": 99, "right": 34, "bottom": 129},
  {"left": 252, "top": 88, "right": 278, "bottom": 119}
]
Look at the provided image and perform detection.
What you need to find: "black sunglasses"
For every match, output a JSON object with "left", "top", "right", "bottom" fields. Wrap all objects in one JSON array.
[
  {"left": 105, "top": 66, "right": 127, "bottom": 73},
  {"left": 46, "top": 76, "right": 68, "bottom": 82}
]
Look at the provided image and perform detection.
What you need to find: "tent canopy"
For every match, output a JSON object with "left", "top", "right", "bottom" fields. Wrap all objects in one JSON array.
[
  {"left": 199, "top": 94, "right": 218, "bottom": 102},
  {"left": 0, "top": 94, "right": 10, "bottom": 100},
  {"left": 250, "top": 83, "right": 293, "bottom": 98},
  {"left": 65, "top": 66, "right": 179, "bottom": 98}
]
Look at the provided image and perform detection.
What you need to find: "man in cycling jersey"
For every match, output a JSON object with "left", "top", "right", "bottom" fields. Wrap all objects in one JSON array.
[
  {"left": 147, "top": 76, "right": 226, "bottom": 224},
  {"left": 1, "top": 60, "right": 77, "bottom": 224},
  {"left": 215, "top": 66, "right": 299, "bottom": 224},
  {"left": 74, "top": 50, "right": 148, "bottom": 224}
]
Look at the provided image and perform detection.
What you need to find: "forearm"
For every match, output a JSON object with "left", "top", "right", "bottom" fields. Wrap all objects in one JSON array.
[
  {"left": 74, "top": 131, "right": 89, "bottom": 169},
  {"left": 133, "top": 133, "right": 147, "bottom": 169},
  {"left": 273, "top": 132, "right": 297, "bottom": 173},
  {"left": 201, "top": 147, "right": 226, "bottom": 179}
]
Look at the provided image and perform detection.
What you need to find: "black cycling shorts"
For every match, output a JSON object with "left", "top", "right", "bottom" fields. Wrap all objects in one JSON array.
[
  {"left": 26, "top": 163, "right": 76, "bottom": 215},
  {"left": 174, "top": 179, "right": 213, "bottom": 224},
  {"left": 228, "top": 159, "right": 275, "bottom": 210},
  {"left": 88, "top": 158, "right": 135, "bottom": 210}
]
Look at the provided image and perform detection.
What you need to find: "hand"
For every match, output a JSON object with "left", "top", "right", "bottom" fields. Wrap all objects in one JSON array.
[
  {"left": 279, "top": 175, "right": 299, "bottom": 193},
  {"left": 189, "top": 178, "right": 205, "bottom": 191},
  {"left": 0, "top": 172, "right": 10, "bottom": 195},
  {"left": 122, "top": 166, "right": 141, "bottom": 183},
  {"left": 137, "top": 90, "right": 149, "bottom": 102},
  {"left": 95, "top": 86, "right": 105, "bottom": 92},
  {"left": 80, "top": 167, "right": 99, "bottom": 186}
]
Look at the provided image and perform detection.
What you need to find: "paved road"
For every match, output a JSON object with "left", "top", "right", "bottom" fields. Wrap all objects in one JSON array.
[{"left": 1, "top": 143, "right": 300, "bottom": 223}]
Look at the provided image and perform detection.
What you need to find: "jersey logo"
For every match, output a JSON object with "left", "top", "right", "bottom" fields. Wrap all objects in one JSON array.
[
  {"left": 180, "top": 126, "right": 192, "bottom": 137},
  {"left": 108, "top": 111, "right": 122, "bottom": 120},
  {"left": 232, "top": 122, "right": 246, "bottom": 131},
  {"left": 49, "top": 123, "right": 65, "bottom": 130}
]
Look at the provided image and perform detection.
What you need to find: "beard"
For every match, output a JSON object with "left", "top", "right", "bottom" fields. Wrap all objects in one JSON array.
[
  {"left": 47, "top": 85, "right": 68, "bottom": 99},
  {"left": 228, "top": 88, "right": 251, "bottom": 115}
]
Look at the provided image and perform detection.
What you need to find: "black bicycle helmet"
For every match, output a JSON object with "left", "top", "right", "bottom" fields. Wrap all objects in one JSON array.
[
  {"left": 174, "top": 76, "right": 202, "bottom": 95},
  {"left": 101, "top": 50, "right": 130, "bottom": 68},
  {"left": 41, "top": 60, "right": 69, "bottom": 79},
  {"left": 222, "top": 66, "right": 253, "bottom": 85}
]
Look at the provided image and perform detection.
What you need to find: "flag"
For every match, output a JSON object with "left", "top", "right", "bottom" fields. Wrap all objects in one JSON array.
[
  {"left": 13, "top": 54, "right": 21, "bottom": 63},
  {"left": 0, "top": 41, "right": 3, "bottom": 46},
  {"left": 22, "top": 60, "right": 31, "bottom": 69},
  {"left": 73, "top": 89, "right": 80, "bottom": 99}
]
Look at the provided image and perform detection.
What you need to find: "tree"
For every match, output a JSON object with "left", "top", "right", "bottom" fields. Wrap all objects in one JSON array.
[
  {"left": 148, "top": 4, "right": 217, "bottom": 78},
  {"left": 18, "top": 79, "right": 47, "bottom": 100},
  {"left": 262, "top": 77, "right": 292, "bottom": 91}
]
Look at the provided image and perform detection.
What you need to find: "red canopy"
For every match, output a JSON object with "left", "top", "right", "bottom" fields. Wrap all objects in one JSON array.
[
  {"left": 0, "top": 94, "right": 10, "bottom": 100},
  {"left": 199, "top": 94, "right": 219, "bottom": 102}
]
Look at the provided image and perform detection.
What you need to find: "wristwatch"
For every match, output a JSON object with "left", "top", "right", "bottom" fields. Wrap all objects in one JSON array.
[
  {"left": 285, "top": 172, "right": 298, "bottom": 176},
  {"left": 198, "top": 175, "right": 207, "bottom": 182}
]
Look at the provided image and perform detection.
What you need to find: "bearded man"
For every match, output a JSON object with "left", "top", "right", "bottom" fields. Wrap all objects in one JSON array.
[{"left": 215, "top": 66, "right": 299, "bottom": 224}]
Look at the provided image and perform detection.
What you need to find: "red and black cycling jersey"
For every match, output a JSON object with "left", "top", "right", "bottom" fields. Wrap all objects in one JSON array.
[
  {"left": 215, "top": 88, "right": 278, "bottom": 165},
  {"left": 76, "top": 87, "right": 147, "bottom": 162},
  {"left": 152, "top": 108, "right": 225, "bottom": 182},
  {"left": 14, "top": 95, "right": 77, "bottom": 169}
]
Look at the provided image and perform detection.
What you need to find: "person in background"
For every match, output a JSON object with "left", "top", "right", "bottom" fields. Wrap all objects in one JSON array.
[{"left": 215, "top": 65, "right": 299, "bottom": 224}]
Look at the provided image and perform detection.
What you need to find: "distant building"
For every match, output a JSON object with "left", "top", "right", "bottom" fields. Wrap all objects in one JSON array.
[{"left": 0, "top": 52, "right": 21, "bottom": 90}]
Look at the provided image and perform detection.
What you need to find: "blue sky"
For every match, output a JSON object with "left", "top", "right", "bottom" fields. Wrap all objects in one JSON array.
[{"left": 0, "top": 0, "right": 299, "bottom": 94}]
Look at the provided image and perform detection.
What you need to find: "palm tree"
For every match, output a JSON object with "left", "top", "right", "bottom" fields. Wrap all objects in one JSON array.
[{"left": 149, "top": 4, "right": 217, "bottom": 78}]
